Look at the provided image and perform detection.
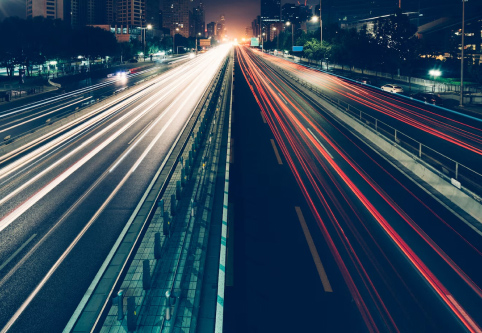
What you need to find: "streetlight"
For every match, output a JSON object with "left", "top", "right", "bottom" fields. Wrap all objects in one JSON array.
[
  {"left": 310, "top": 14, "right": 322, "bottom": 44},
  {"left": 261, "top": 32, "right": 266, "bottom": 53},
  {"left": 173, "top": 27, "right": 180, "bottom": 54},
  {"left": 273, "top": 27, "right": 278, "bottom": 52},
  {"left": 286, "top": 21, "right": 293, "bottom": 53},
  {"left": 429, "top": 69, "right": 441, "bottom": 92},
  {"left": 138, "top": 24, "right": 152, "bottom": 61},
  {"left": 195, "top": 32, "right": 201, "bottom": 55},
  {"left": 460, "top": 0, "right": 468, "bottom": 107}
]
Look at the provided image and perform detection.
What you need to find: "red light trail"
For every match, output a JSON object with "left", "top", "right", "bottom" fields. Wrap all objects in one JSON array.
[{"left": 237, "top": 45, "right": 482, "bottom": 333}]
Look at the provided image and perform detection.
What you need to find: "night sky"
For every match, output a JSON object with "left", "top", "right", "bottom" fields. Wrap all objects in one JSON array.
[{"left": 0, "top": 0, "right": 468, "bottom": 40}]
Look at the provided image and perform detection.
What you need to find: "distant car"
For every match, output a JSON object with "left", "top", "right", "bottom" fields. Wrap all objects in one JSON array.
[
  {"left": 107, "top": 69, "right": 130, "bottom": 78},
  {"left": 412, "top": 93, "right": 444, "bottom": 106},
  {"left": 129, "top": 58, "right": 138, "bottom": 63},
  {"left": 358, "top": 77, "right": 371, "bottom": 84},
  {"left": 381, "top": 84, "right": 404, "bottom": 93}
]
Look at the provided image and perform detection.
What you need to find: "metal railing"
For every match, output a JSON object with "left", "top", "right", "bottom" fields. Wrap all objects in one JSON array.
[{"left": 283, "top": 69, "right": 482, "bottom": 201}]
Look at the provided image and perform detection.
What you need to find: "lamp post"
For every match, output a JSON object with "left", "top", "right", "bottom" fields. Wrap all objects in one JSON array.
[
  {"left": 196, "top": 32, "right": 201, "bottom": 55},
  {"left": 261, "top": 32, "right": 266, "bottom": 53},
  {"left": 173, "top": 27, "right": 180, "bottom": 54},
  {"left": 286, "top": 21, "right": 293, "bottom": 53},
  {"left": 273, "top": 27, "right": 278, "bottom": 53},
  {"left": 429, "top": 69, "right": 441, "bottom": 92},
  {"left": 138, "top": 24, "right": 152, "bottom": 61},
  {"left": 460, "top": 0, "right": 467, "bottom": 107}
]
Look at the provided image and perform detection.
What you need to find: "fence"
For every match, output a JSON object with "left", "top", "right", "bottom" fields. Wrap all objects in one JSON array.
[
  {"left": 282, "top": 69, "right": 482, "bottom": 200},
  {"left": 295, "top": 57, "right": 481, "bottom": 95}
]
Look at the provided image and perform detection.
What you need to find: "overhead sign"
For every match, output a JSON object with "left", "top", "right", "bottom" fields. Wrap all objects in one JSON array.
[
  {"left": 292, "top": 46, "right": 303, "bottom": 52},
  {"left": 200, "top": 39, "right": 211, "bottom": 47},
  {"left": 250, "top": 37, "right": 259, "bottom": 47}
]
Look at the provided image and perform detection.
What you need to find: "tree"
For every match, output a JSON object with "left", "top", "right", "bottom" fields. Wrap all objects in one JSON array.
[{"left": 373, "top": 9, "right": 419, "bottom": 77}]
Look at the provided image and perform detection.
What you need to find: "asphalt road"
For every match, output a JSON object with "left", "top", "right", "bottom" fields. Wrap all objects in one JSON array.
[
  {"left": 262, "top": 52, "right": 482, "bottom": 196},
  {"left": 225, "top": 50, "right": 365, "bottom": 333},
  {"left": 0, "top": 46, "right": 230, "bottom": 333},
  {"left": 235, "top": 46, "right": 482, "bottom": 332},
  {"left": 0, "top": 55, "right": 192, "bottom": 142}
]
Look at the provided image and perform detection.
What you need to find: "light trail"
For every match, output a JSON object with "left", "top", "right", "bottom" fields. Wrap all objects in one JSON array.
[{"left": 238, "top": 45, "right": 482, "bottom": 332}]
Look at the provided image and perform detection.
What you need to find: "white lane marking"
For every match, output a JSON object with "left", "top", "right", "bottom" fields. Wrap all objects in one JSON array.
[
  {"left": 63, "top": 47, "right": 229, "bottom": 333},
  {"left": 277, "top": 92, "right": 288, "bottom": 104},
  {"left": 0, "top": 234, "right": 37, "bottom": 272},
  {"left": 0, "top": 97, "right": 92, "bottom": 133},
  {"left": 0, "top": 62, "right": 204, "bottom": 233},
  {"left": 127, "top": 120, "right": 153, "bottom": 145},
  {"left": 307, "top": 128, "right": 334, "bottom": 159},
  {"left": 0, "top": 47, "right": 229, "bottom": 333},
  {"left": 0, "top": 52, "right": 209, "bottom": 175}
]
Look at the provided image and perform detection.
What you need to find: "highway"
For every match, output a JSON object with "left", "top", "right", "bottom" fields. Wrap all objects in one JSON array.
[
  {"left": 0, "top": 55, "right": 191, "bottom": 144},
  {"left": 237, "top": 46, "right": 482, "bottom": 332},
  {"left": 264, "top": 53, "right": 482, "bottom": 196},
  {"left": 0, "top": 45, "right": 230, "bottom": 333}
]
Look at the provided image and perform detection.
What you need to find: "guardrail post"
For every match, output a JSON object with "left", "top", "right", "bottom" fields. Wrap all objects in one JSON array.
[
  {"left": 154, "top": 232, "right": 161, "bottom": 259},
  {"left": 375, "top": 119, "right": 378, "bottom": 132},
  {"left": 455, "top": 162, "right": 459, "bottom": 180},
  {"left": 127, "top": 296, "right": 136, "bottom": 331},
  {"left": 158, "top": 199, "right": 164, "bottom": 216},
  {"left": 143, "top": 259, "right": 151, "bottom": 290},
  {"left": 394, "top": 130, "right": 398, "bottom": 143},
  {"left": 359, "top": 110, "right": 362, "bottom": 120},
  {"left": 176, "top": 181, "right": 181, "bottom": 200},
  {"left": 171, "top": 194, "right": 176, "bottom": 216},
  {"left": 163, "top": 212, "right": 170, "bottom": 237},
  {"left": 419, "top": 143, "right": 422, "bottom": 158}
]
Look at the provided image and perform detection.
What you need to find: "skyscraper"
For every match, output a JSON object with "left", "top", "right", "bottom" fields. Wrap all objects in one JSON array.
[
  {"left": 192, "top": 3, "right": 205, "bottom": 37},
  {"left": 207, "top": 21, "right": 216, "bottom": 38},
  {"left": 117, "top": 0, "right": 145, "bottom": 28},
  {"left": 71, "top": 0, "right": 110, "bottom": 28},
  {"left": 26, "top": 0, "right": 64, "bottom": 20},
  {"left": 162, "top": 0, "right": 190, "bottom": 38},
  {"left": 261, "top": 0, "right": 281, "bottom": 24}
]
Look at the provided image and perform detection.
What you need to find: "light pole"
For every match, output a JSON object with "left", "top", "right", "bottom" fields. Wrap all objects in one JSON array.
[
  {"left": 460, "top": 0, "right": 467, "bottom": 107},
  {"left": 429, "top": 69, "right": 441, "bottom": 92},
  {"left": 261, "top": 32, "right": 266, "bottom": 52},
  {"left": 196, "top": 32, "right": 201, "bottom": 55},
  {"left": 173, "top": 27, "right": 180, "bottom": 54},
  {"left": 286, "top": 21, "right": 293, "bottom": 53},
  {"left": 273, "top": 27, "right": 278, "bottom": 52},
  {"left": 138, "top": 24, "right": 152, "bottom": 61}
]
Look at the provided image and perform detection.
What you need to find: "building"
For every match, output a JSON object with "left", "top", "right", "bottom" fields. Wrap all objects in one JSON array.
[
  {"left": 252, "top": 16, "right": 261, "bottom": 38},
  {"left": 207, "top": 21, "right": 216, "bottom": 38},
  {"left": 26, "top": 0, "right": 64, "bottom": 20},
  {"left": 281, "top": 3, "right": 298, "bottom": 23},
  {"left": 116, "top": 0, "right": 144, "bottom": 27},
  {"left": 162, "top": 0, "right": 190, "bottom": 38},
  {"left": 261, "top": 0, "right": 281, "bottom": 24},
  {"left": 191, "top": 3, "right": 205, "bottom": 37},
  {"left": 70, "top": 0, "right": 112, "bottom": 28},
  {"left": 145, "top": 0, "right": 161, "bottom": 30}
]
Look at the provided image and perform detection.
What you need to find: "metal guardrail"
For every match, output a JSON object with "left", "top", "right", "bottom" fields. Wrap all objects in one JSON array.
[{"left": 281, "top": 69, "right": 482, "bottom": 201}]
